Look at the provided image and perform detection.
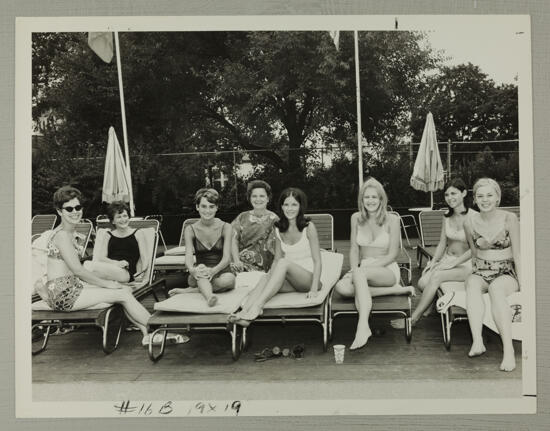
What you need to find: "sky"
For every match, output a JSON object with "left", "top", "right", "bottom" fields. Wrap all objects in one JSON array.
[{"left": 422, "top": 25, "right": 526, "bottom": 85}]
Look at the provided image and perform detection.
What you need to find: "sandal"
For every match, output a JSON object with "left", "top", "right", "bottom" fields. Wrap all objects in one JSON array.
[
  {"left": 254, "top": 346, "right": 282, "bottom": 362},
  {"left": 291, "top": 344, "right": 305, "bottom": 359}
]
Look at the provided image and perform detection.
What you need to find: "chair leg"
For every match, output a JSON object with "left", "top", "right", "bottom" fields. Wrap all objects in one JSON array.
[
  {"left": 148, "top": 328, "right": 167, "bottom": 362},
  {"left": 32, "top": 323, "right": 52, "bottom": 355},
  {"left": 102, "top": 307, "right": 123, "bottom": 354},
  {"left": 405, "top": 317, "right": 412, "bottom": 343},
  {"left": 230, "top": 324, "right": 241, "bottom": 361}
]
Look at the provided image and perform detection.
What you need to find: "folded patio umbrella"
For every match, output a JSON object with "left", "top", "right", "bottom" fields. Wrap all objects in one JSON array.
[
  {"left": 102, "top": 127, "right": 133, "bottom": 206},
  {"left": 410, "top": 112, "right": 445, "bottom": 208}
]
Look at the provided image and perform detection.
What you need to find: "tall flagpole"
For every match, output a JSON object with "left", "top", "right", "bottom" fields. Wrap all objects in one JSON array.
[
  {"left": 114, "top": 31, "right": 135, "bottom": 216},
  {"left": 354, "top": 31, "right": 364, "bottom": 187}
]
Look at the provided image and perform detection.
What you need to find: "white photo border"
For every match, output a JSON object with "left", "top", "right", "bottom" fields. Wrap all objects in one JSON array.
[{"left": 15, "top": 14, "right": 536, "bottom": 417}]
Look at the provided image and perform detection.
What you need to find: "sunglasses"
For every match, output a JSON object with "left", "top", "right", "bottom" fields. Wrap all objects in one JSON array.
[{"left": 62, "top": 205, "right": 83, "bottom": 212}]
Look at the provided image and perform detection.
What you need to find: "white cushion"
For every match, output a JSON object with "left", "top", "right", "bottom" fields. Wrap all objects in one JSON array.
[
  {"left": 153, "top": 274, "right": 256, "bottom": 314},
  {"left": 154, "top": 255, "right": 186, "bottom": 266},
  {"left": 439, "top": 281, "right": 465, "bottom": 294},
  {"left": 264, "top": 251, "right": 344, "bottom": 309},
  {"left": 164, "top": 246, "right": 186, "bottom": 256}
]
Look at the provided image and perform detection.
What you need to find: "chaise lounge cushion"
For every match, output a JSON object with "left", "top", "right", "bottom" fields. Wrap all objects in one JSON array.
[
  {"left": 153, "top": 272, "right": 258, "bottom": 314},
  {"left": 263, "top": 250, "right": 344, "bottom": 309}
]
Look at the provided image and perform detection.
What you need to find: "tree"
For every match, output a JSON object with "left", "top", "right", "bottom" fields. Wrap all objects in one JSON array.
[{"left": 409, "top": 63, "right": 518, "bottom": 142}]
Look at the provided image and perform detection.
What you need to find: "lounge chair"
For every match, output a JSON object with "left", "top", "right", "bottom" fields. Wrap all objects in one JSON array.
[
  {"left": 147, "top": 214, "right": 343, "bottom": 361},
  {"left": 436, "top": 206, "right": 521, "bottom": 350},
  {"left": 240, "top": 214, "right": 344, "bottom": 352},
  {"left": 329, "top": 212, "right": 414, "bottom": 343},
  {"left": 417, "top": 209, "right": 446, "bottom": 268},
  {"left": 153, "top": 217, "right": 199, "bottom": 273},
  {"left": 31, "top": 214, "right": 57, "bottom": 237},
  {"left": 31, "top": 219, "right": 164, "bottom": 354}
]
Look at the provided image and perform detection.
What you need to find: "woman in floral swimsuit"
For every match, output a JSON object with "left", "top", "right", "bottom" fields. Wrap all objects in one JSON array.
[{"left": 464, "top": 178, "right": 520, "bottom": 372}]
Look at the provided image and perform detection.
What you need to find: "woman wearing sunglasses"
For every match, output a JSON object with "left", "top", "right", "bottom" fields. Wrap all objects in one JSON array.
[{"left": 37, "top": 186, "right": 161, "bottom": 346}]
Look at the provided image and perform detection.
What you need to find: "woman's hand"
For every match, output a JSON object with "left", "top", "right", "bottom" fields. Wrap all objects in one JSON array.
[
  {"left": 306, "top": 289, "right": 319, "bottom": 299},
  {"left": 116, "top": 260, "right": 129, "bottom": 269},
  {"left": 231, "top": 259, "right": 244, "bottom": 273},
  {"left": 194, "top": 264, "right": 212, "bottom": 280}
]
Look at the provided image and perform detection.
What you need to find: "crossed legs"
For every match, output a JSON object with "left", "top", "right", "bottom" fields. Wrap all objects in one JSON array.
[{"left": 189, "top": 272, "right": 236, "bottom": 306}]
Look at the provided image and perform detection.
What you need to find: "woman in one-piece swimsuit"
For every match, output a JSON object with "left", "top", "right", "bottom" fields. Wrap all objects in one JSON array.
[
  {"left": 85, "top": 201, "right": 148, "bottom": 283},
  {"left": 39, "top": 186, "right": 164, "bottom": 346},
  {"left": 392, "top": 178, "right": 476, "bottom": 329},
  {"left": 169, "top": 188, "right": 235, "bottom": 307},
  {"left": 335, "top": 177, "right": 413, "bottom": 350},
  {"left": 228, "top": 187, "right": 323, "bottom": 327},
  {"left": 464, "top": 178, "right": 520, "bottom": 372}
]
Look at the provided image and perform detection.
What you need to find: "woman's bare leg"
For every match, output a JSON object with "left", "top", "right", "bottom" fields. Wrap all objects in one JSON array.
[
  {"left": 72, "top": 286, "right": 150, "bottom": 336},
  {"left": 83, "top": 261, "right": 130, "bottom": 283},
  {"left": 465, "top": 274, "right": 488, "bottom": 357},
  {"left": 488, "top": 275, "right": 519, "bottom": 371},
  {"left": 350, "top": 266, "right": 373, "bottom": 350},
  {"left": 237, "top": 258, "right": 313, "bottom": 321}
]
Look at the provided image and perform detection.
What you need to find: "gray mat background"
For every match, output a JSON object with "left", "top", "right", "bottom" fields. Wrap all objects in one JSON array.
[{"left": 2, "top": 0, "right": 548, "bottom": 429}]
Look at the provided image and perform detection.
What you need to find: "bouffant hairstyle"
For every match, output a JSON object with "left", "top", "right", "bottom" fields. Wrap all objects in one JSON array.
[
  {"left": 194, "top": 188, "right": 220, "bottom": 206},
  {"left": 53, "top": 185, "right": 82, "bottom": 210},
  {"left": 473, "top": 177, "right": 501, "bottom": 207},
  {"left": 246, "top": 180, "right": 272, "bottom": 202},
  {"left": 106, "top": 201, "right": 131, "bottom": 222}
]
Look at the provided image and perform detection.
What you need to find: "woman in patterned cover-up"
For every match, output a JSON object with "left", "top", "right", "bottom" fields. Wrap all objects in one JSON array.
[
  {"left": 464, "top": 178, "right": 520, "bottom": 372},
  {"left": 231, "top": 180, "right": 278, "bottom": 273}
]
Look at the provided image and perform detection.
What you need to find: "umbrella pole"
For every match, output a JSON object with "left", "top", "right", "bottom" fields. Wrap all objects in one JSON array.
[
  {"left": 354, "top": 30, "right": 364, "bottom": 187},
  {"left": 114, "top": 31, "right": 135, "bottom": 217}
]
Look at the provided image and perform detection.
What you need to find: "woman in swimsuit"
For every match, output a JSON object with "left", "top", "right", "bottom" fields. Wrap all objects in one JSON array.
[
  {"left": 85, "top": 201, "right": 149, "bottom": 283},
  {"left": 464, "top": 178, "right": 520, "bottom": 372},
  {"left": 38, "top": 186, "right": 160, "bottom": 346},
  {"left": 170, "top": 188, "right": 235, "bottom": 306},
  {"left": 229, "top": 187, "right": 323, "bottom": 327},
  {"left": 391, "top": 178, "right": 475, "bottom": 329},
  {"left": 335, "top": 177, "right": 413, "bottom": 350}
]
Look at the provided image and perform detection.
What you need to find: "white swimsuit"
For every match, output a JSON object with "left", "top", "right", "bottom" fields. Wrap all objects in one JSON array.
[{"left": 276, "top": 228, "right": 314, "bottom": 273}]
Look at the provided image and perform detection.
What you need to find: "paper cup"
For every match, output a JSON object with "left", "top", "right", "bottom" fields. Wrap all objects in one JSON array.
[{"left": 333, "top": 344, "right": 345, "bottom": 364}]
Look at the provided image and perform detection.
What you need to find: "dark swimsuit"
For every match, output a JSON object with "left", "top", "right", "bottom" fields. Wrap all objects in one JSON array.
[
  {"left": 107, "top": 229, "right": 140, "bottom": 282},
  {"left": 471, "top": 215, "right": 517, "bottom": 283},
  {"left": 191, "top": 222, "right": 231, "bottom": 276}
]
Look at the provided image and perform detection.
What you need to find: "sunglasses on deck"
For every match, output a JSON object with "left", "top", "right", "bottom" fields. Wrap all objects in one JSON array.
[{"left": 62, "top": 205, "right": 83, "bottom": 212}]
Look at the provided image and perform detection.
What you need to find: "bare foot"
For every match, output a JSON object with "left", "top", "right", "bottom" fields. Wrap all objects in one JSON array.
[
  {"left": 468, "top": 340, "right": 487, "bottom": 357},
  {"left": 500, "top": 348, "right": 516, "bottom": 372},
  {"left": 207, "top": 295, "right": 218, "bottom": 307},
  {"left": 168, "top": 288, "right": 185, "bottom": 297},
  {"left": 350, "top": 326, "right": 372, "bottom": 350}
]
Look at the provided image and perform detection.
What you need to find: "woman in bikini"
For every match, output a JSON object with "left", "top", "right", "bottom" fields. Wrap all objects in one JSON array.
[
  {"left": 36, "top": 186, "right": 162, "bottom": 346},
  {"left": 229, "top": 187, "right": 323, "bottom": 327},
  {"left": 391, "top": 178, "right": 475, "bottom": 329},
  {"left": 169, "top": 188, "right": 235, "bottom": 306},
  {"left": 85, "top": 201, "right": 150, "bottom": 283},
  {"left": 335, "top": 177, "right": 413, "bottom": 350},
  {"left": 464, "top": 178, "right": 520, "bottom": 372}
]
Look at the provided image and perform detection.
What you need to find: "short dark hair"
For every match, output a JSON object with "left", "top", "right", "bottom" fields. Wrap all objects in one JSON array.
[
  {"left": 274, "top": 187, "right": 310, "bottom": 232},
  {"left": 53, "top": 186, "right": 82, "bottom": 210},
  {"left": 194, "top": 188, "right": 220, "bottom": 206},
  {"left": 106, "top": 201, "right": 131, "bottom": 222},
  {"left": 246, "top": 180, "right": 272, "bottom": 202}
]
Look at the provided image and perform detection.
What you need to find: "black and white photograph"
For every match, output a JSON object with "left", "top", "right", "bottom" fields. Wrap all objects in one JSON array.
[{"left": 15, "top": 14, "right": 536, "bottom": 417}]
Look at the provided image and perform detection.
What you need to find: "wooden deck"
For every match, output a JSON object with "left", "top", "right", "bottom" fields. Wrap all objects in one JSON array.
[{"left": 31, "top": 239, "right": 523, "bottom": 401}]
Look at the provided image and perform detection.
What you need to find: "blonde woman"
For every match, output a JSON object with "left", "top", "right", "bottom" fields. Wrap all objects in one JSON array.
[
  {"left": 464, "top": 178, "right": 520, "bottom": 371},
  {"left": 335, "top": 178, "right": 414, "bottom": 350}
]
